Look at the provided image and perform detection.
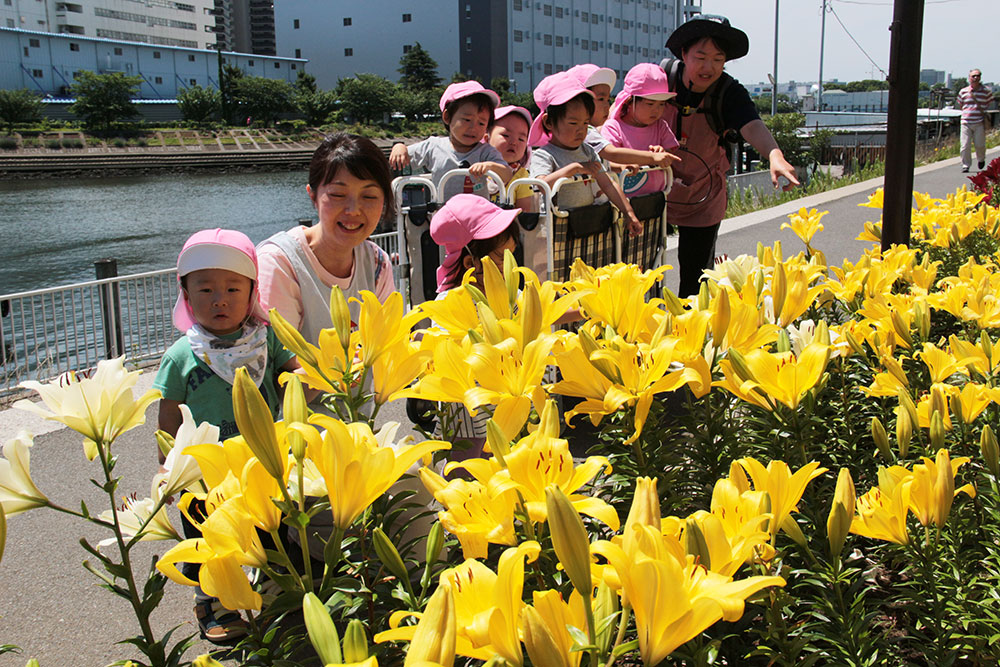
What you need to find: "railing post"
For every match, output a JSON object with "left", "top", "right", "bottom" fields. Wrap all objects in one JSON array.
[{"left": 95, "top": 259, "right": 124, "bottom": 359}]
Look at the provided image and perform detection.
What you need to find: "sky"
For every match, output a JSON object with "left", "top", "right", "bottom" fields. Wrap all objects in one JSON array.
[{"left": 697, "top": 0, "right": 996, "bottom": 86}]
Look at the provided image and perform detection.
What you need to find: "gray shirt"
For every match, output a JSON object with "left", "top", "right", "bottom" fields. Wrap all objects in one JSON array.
[
  {"left": 586, "top": 126, "right": 610, "bottom": 155},
  {"left": 529, "top": 142, "right": 604, "bottom": 208},
  {"left": 408, "top": 135, "right": 505, "bottom": 201}
]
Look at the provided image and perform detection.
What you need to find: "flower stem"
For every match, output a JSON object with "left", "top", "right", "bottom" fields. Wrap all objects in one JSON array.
[{"left": 603, "top": 602, "right": 631, "bottom": 667}]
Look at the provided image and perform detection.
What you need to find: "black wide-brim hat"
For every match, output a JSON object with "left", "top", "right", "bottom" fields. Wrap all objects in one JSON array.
[{"left": 665, "top": 14, "right": 750, "bottom": 61}]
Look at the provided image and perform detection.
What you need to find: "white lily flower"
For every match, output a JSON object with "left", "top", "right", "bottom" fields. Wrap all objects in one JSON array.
[
  {"left": 15, "top": 357, "right": 161, "bottom": 459},
  {"left": 99, "top": 480, "right": 180, "bottom": 547},
  {"left": 157, "top": 405, "right": 215, "bottom": 498},
  {"left": 0, "top": 431, "right": 49, "bottom": 515}
]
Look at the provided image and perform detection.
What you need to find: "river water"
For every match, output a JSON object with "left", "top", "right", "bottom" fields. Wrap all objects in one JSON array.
[{"left": 0, "top": 170, "right": 318, "bottom": 295}]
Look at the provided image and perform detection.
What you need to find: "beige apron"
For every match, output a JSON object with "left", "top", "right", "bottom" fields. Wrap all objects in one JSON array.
[{"left": 665, "top": 103, "right": 730, "bottom": 228}]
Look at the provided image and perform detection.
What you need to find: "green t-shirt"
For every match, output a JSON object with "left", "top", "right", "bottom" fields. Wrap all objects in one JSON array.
[{"left": 153, "top": 326, "right": 295, "bottom": 439}]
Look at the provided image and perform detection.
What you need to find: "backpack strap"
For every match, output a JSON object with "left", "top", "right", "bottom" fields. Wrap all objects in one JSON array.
[{"left": 661, "top": 57, "right": 738, "bottom": 160}]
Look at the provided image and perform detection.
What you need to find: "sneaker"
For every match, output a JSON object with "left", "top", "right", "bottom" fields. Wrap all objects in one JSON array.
[
  {"left": 979, "top": 161, "right": 986, "bottom": 170},
  {"left": 962, "top": 166, "right": 970, "bottom": 173},
  {"left": 194, "top": 598, "right": 248, "bottom": 644}
]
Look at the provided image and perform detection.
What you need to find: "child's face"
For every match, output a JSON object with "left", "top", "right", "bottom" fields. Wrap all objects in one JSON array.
[
  {"left": 489, "top": 115, "right": 529, "bottom": 166},
  {"left": 545, "top": 99, "right": 591, "bottom": 151},
  {"left": 308, "top": 167, "right": 385, "bottom": 249},
  {"left": 464, "top": 235, "right": 517, "bottom": 287},
  {"left": 588, "top": 84, "right": 612, "bottom": 126},
  {"left": 183, "top": 268, "right": 253, "bottom": 336},
  {"left": 445, "top": 100, "right": 491, "bottom": 151},
  {"left": 627, "top": 96, "right": 666, "bottom": 127}
]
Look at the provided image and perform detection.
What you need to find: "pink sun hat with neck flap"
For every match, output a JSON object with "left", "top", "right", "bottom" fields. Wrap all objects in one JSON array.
[
  {"left": 528, "top": 72, "right": 595, "bottom": 148},
  {"left": 566, "top": 63, "right": 617, "bottom": 91},
  {"left": 609, "top": 63, "right": 677, "bottom": 121},
  {"left": 439, "top": 80, "right": 501, "bottom": 113},
  {"left": 430, "top": 194, "right": 521, "bottom": 291},
  {"left": 172, "top": 228, "right": 269, "bottom": 332}
]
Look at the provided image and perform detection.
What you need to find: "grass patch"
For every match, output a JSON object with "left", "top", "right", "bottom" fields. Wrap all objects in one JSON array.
[
  {"left": 0, "top": 136, "right": 18, "bottom": 150},
  {"left": 219, "top": 137, "right": 237, "bottom": 145},
  {"left": 111, "top": 138, "right": 127, "bottom": 148},
  {"left": 61, "top": 138, "right": 83, "bottom": 149},
  {"left": 726, "top": 161, "right": 886, "bottom": 218},
  {"left": 45, "top": 138, "right": 62, "bottom": 150},
  {"left": 160, "top": 136, "right": 181, "bottom": 146}
]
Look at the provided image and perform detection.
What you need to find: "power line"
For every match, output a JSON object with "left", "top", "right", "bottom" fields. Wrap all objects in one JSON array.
[{"left": 827, "top": 3, "right": 888, "bottom": 78}]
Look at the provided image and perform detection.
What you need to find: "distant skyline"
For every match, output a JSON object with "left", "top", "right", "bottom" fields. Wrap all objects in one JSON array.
[{"left": 695, "top": 0, "right": 994, "bottom": 86}]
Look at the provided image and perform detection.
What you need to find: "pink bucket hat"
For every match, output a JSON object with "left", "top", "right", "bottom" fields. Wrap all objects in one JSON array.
[
  {"left": 430, "top": 194, "right": 521, "bottom": 291},
  {"left": 609, "top": 63, "right": 677, "bottom": 121},
  {"left": 172, "top": 228, "right": 269, "bottom": 332},
  {"left": 439, "top": 80, "right": 501, "bottom": 113},
  {"left": 566, "top": 63, "right": 617, "bottom": 91},
  {"left": 528, "top": 72, "right": 595, "bottom": 147}
]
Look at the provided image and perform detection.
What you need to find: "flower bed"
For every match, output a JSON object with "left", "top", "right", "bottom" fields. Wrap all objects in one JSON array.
[{"left": 4, "top": 186, "right": 1000, "bottom": 666}]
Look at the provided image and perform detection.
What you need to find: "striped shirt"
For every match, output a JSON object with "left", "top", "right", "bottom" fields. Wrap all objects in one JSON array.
[{"left": 958, "top": 85, "right": 993, "bottom": 124}]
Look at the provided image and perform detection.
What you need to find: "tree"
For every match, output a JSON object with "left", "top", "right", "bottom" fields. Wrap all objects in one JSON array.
[
  {"left": 297, "top": 89, "right": 338, "bottom": 126},
  {"left": 68, "top": 71, "right": 141, "bottom": 134},
  {"left": 294, "top": 69, "right": 318, "bottom": 95},
  {"left": 953, "top": 77, "right": 969, "bottom": 94},
  {"left": 763, "top": 112, "right": 808, "bottom": 167},
  {"left": 754, "top": 94, "right": 797, "bottom": 115},
  {"left": 230, "top": 76, "right": 296, "bottom": 126},
  {"left": 337, "top": 73, "right": 396, "bottom": 125},
  {"left": 398, "top": 43, "right": 441, "bottom": 90},
  {"left": 393, "top": 86, "right": 437, "bottom": 122},
  {"left": 177, "top": 84, "right": 220, "bottom": 124},
  {"left": 219, "top": 64, "right": 244, "bottom": 124},
  {"left": 490, "top": 77, "right": 511, "bottom": 98},
  {"left": 0, "top": 89, "right": 43, "bottom": 133}
]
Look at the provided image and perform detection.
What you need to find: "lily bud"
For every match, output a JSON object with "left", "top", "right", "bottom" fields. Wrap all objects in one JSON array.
[
  {"left": 545, "top": 485, "right": 593, "bottom": 596},
  {"left": 981, "top": 425, "right": 999, "bottom": 478},
  {"left": 269, "top": 308, "right": 318, "bottom": 368},
  {"left": 283, "top": 374, "right": 308, "bottom": 460},
  {"left": 771, "top": 264, "right": 787, "bottom": 322},
  {"left": 476, "top": 302, "right": 504, "bottom": 345},
  {"left": 897, "top": 407, "right": 913, "bottom": 459},
  {"left": 932, "top": 449, "right": 956, "bottom": 528},
  {"left": 466, "top": 328, "right": 485, "bottom": 344},
  {"left": 949, "top": 391, "right": 965, "bottom": 426},
  {"left": 898, "top": 389, "right": 919, "bottom": 433},
  {"left": 485, "top": 419, "right": 511, "bottom": 467},
  {"left": 463, "top": 282, "right": 488, "bottom": 306},
  {"left": 594, "top": 580, "right": 619, "bottom": 654},
  {"left": 329, "top": 286, "right": 352, "bottom": 352},
  {"left": 711, "top": 291, "right": 731, "bottom": 348},
  {"left": 155, "top": 430, "right": 175, "bottom": 461},
  {"left": 404, "top": 584, "right": 456, "bottom": 667},
  {"left": 871, "top": 417, "right": 892, "bottom": 460},
  {"left": 233, "top": 368, "right": 285, "bottom": 482},
  {"left": 521, "top": 282, "right": 543, "bottom": 344},
  {"left": 913, "top": 299, "right": 930, "bottom": 341},
  {"left": 426, "top": 521, "right": 445, "bottom": 565},
  {"left": 683, "top": 515, "right": 712, "bottom": 570},
  {"left": 372, "top": 527, "right": 409, "bottom": 585},
  {"left": 579, "top": 329, "right": 620, "bottom": 384},
  {"left": 981, "top": 331, "right": 994, "bottom": 363},
  {"left": 826, "top": 468, "right": 856, "bottom": 558},
  {"left": 522, "top": 605, "right": 566, "bottom": 667},
  {"left": 890, "top": 310, "right": 913, "bottom": 348},
  {"left": 625, "top": 476, "right": 661, "bottom": 530},
  {"left": 844, "top": 329, "right": 867, "bottom": 358},
  {"left": 503, "top": 249, "right": 519, "bottom": 308},
  {"left": 697, "top": 281, "right": 710, "bottom": 311},
  {"left": 662, "top": 287, "right": 686, "bottom": 315},
  {"left": 814, "top": 320, "right": 831, "bottom": 346},
  {"left": 192, "top": 657, "right": 225, "bottom": 667},
  {"left": 727, "top": 348, "right": 755, "bottom": 384},
  {"left": 303, "top": 592, "right": 343, "bottom": 665},
  {"left": 24, "top": 660, "right": 41, "bottom": 667},
  {"left": 776, "top": 329, "right": 792, "bottom": 354},
  {"left": 929, "top": 410, "right": 946, "bottom": 449},
  {"left": 343, "top": 619, "right": 369, "bottom": 663}
]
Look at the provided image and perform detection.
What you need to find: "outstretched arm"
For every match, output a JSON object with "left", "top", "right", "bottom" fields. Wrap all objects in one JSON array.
[{"left": 740, "top": 118, "right": 800, "bottom": 192}]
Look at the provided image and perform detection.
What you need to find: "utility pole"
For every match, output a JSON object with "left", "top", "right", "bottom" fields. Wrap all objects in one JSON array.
[
  {"left": 818, "top": 0, "right": 827, "bottom": 111},
  {"left": 771, "top": 0, "right": 779, "bottom": 117},
  {"left": 881, "top": 0, "right": 925, "bottom": 250}
]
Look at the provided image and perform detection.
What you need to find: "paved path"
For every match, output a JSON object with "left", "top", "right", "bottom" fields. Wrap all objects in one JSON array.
[{"left": 0, "top": 149, "right": 995, "bottom": 666}]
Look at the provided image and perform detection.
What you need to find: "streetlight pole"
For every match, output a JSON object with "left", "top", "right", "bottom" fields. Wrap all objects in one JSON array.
[
  {"left": 818, "top": 0, "right": 827, "bottom": 111},
  {"left": 771, "top": 0, "right": 779, "bottom": 117}
]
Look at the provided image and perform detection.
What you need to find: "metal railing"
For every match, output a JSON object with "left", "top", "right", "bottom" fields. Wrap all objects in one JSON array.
[{"left": 0, "top": 231, "right": 403, "bottom": 402}]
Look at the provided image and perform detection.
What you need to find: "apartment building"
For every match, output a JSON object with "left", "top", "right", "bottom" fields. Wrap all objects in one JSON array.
[
  {"left": 274, "top": 0, "right": 702, "bottom": 91},
  {"left": 0, "top": 0, "right": 218, "bottom": 50}
]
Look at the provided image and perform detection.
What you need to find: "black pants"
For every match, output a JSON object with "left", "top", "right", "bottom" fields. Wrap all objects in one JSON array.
[{"left": 677, "top": 223, "right": 721, "bottom": 299}]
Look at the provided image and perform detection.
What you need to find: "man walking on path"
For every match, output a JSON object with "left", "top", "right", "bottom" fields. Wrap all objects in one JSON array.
[{"left": 958, "top": 68, "right": 993, "bottom": 173}]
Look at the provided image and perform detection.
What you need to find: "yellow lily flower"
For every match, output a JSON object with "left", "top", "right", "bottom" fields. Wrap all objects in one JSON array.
[
  {"left": 419, "top": 467, "right": 517, "bottom": 559},
  {"left": 568, "top": 261, "right": 670, "bottom": 342},
  {"left": 157, "top": 499, "right": 267, "bottom": 610},
  {"left": 850, "top": 467, "right": 912, "bottom": 545},
  {"left": 464, "top": 335, "right": 555, "bottom": 425},
  {"left": 372, "top": 339, "right": 431, "bottom": 406},
  {"left": 0, "top": 431, "right": 49, "bottom": 515},
  {"left": 419, "top": 286, "right": 482, "bottom": 340},
  {"left": 403, "top": 584, "right": 456, "bottom": 667},
  {"left": 917, "top": 342, "right": 972, "bottom": 384},
  {"left": 949, "top": 334, "right": 1000, "bottom": 379},
  {"left": 781, "top": 207, "right": 827, "bottom": 249},
  {"left": 355, "top": 290, "right": 425, "bottom": 368},
  {"left": 16, "top": 356, "right": 160, "bottom": 459},
  {"left": 522, "top": 590, "right": 588, "bottom": 667},
  {"left": 738, "top": 457, "right": 827, "bottom": 539},
  {"left": 717, "top": 342, "right": 830, "bottom": 411},
  {"left": 907, "top": 449, "right": 975, "bottom": 528},
  {"left": 682, "top": 509, "right": 770, "bottom": 577},
  {"left": 952, "top": 382, "right": 992, "bottom": 424},
  {"left": 398, "top": 337, "right": 479, "bottom": 406},
  {"left": 300, "top": 415, "right": 449, "bottom": 530},
  {"left": 859, "top": 188, "right": 884, "bottom": 209}
]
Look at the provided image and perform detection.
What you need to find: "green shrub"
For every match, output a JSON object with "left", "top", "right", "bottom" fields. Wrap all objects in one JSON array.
[
  {"left": 61, "top": 137, "right": 83, "bottom": 149},
  {"left": 111, "top": 137, "right": 127, "bottom": 148},
  {"left": 0, "top": 136, "right": 17, "bottom": 150},
  {"left": 45, "top": 138, "right": 62, "bottom": 149}
]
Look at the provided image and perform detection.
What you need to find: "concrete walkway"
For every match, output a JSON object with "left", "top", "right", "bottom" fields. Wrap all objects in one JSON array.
[{"left": 0, "top": 149, "right": 995, "bottom": 666}]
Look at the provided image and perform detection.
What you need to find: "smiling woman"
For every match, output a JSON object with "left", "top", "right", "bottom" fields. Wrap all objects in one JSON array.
[{"left": 256, "top": 133, "right": 397, "bottom": 344}]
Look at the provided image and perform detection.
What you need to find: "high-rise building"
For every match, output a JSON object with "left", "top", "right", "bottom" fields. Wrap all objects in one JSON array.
[
  {"left": 0, "top": 0, "right": 218, "bottom": 50},
  {"left": 274, "top": 0, "right": 702, "bottom": 91},
  {"left": 212, "top": 0, "right": 275, "bottom": 54}
]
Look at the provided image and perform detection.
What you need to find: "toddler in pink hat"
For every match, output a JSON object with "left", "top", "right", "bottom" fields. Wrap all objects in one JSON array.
[
  {"left": 600, "top": 63, "right": 681, "bottom": 197},
  {"left": 527, "top": 72, "right": 643, "bottom": 235},
  {"left": 389, "top": 81, "right": 512, "bottom": 200},
  {"left": 153, "top": 228, "right": 303, "bottom": 643},
  {"left": 430, "top": 193, "right": 522, "bottom": 292},
  {"left": 487, "top": 105, "right": 536, "bottom": 211}
]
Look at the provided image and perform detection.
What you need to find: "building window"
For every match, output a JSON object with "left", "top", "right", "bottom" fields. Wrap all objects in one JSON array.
[
  {"left": 555, "top": 6, "right": 563, "bottom": 17},
  {"left": 153, "top": 51, "right": 161, "bottom": 58},
  {"left": 543, "top": 4, "right": 551, "bottom": 15},
  {"left": 29, "top": 38, "right": 40, "bottom": 47},
  {"left": 465, "top": 37, "right": 471, "bottom": 51},
  {"left": 32, "top": 69, "right": 43, "bottom": 77},
  {"left": 3, "top": 0, "right": 10, "bottom": 5},
  {"left": 613, "top": 43, "right": 620, "bottom": 53},
  {"left": 464, "top": 4, "right": 470, "bottom": 18},
  {"left": 69, "top": 42, "right": 79, "bottom": 51},
  {"left": 592, "top": 41, "right": 599, "bottom": 51},
  {"left": 514, "top": 61, "right": 523, "bottom": 73},
  {"left": 555, "top": 35, "right": 563, "bottom": 47},
  {"left": 614, "top": 17, "right": 620, "bottom": 27},
  {"left": 6, "top": 18, "right": 13, "bottom": 27},
  {"left": 513, "top": 29, "right": 522, "bottom": 42},
  {"left": 344, "top": 48, "right": 353, "bottom": 56},
  {"left": 581, "top": 39, "right": 588, "bottom": 49},
  {"left": 544, "top": 63, "right": 552, "bottom": 74},
  {"left": 23, "top": 46, "right": 28, "bottom": 57},
  {"left": 295, "top": 48, "right": 301, "bottom": 58},
  {"left": 581, "top": 11, "right": 588, "bottom": 21},
  {"left": 343, "top": 17, "right": 351, "bottom": 26},
  {"left": 114, "top": 47, "right": 123, "bottom": 55},
  {"left": 591, "top": 14, "right": 598, "bottom": 24},
  {"left": 189, "top": 54, "right": 196, "bottom": 61},
  {"left": 293, "top": 19, "right": 299, "bottom": 28},
  {"left": 274, "top": 62, "right": 280, "bottom": 68},
  {"left": 402, "top": 13, "right": 411, "bottom": 22},
  {"left": 190, "top": 78, "right": 196, "bottom": 85},
  {"left": 291, "top": 63, "right": 297, "bottom": 69},
  {"left": 513, "top": 0, "right": 522, "bottom": 9},
  {"left": 403, "top": 44, "right": 412, "bottom": 53},
  {"left": 248, "top": 59, "right": 254, "bottom": 66},
  {"left": 154, "top": 76, "right": 163, "bottom": 84},
  {"left": 543, "top": 33, "right": 551, "bottom": 45}
]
